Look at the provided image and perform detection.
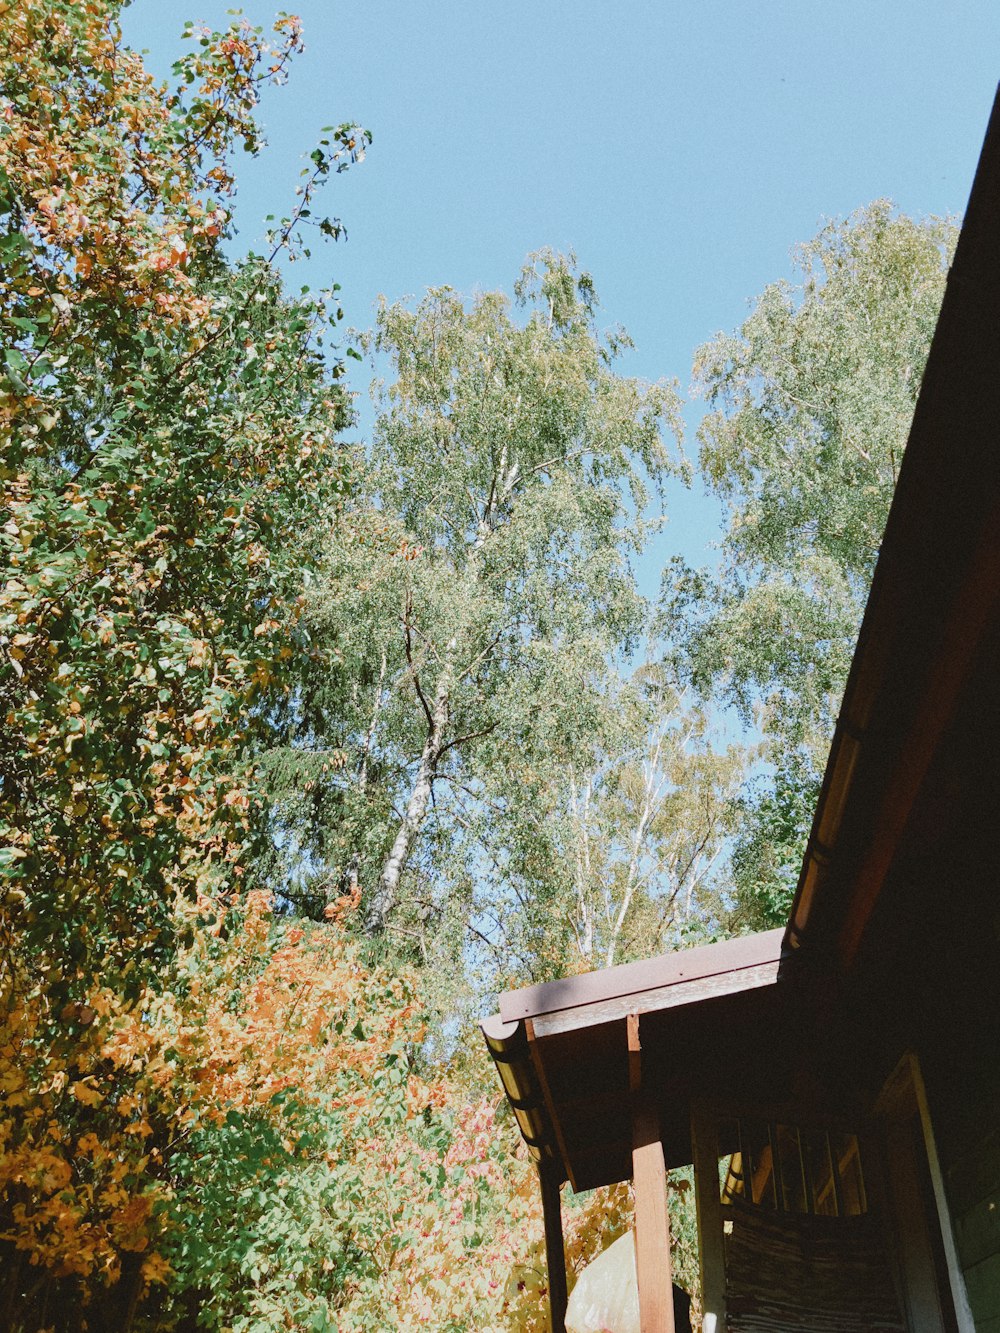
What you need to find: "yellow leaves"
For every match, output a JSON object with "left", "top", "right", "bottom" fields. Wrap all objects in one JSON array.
[
  {"left": 141, "top": 1250, "right": 171, "bottom": 1286},
  {"left": 116, "top": 1093, "right": 139, "bottom": 1118},
  {"left": 70, "top": 1079, "right": 104, "bottom": 1108},
  {"left": 109, "top": 1195, "right": 152, "bottom": 1252},
  {"left": 17, "top": 1148, "right": 72, "bottom": 1195},
  {"left": 187, "top": 638, "right": 208, "bottom": 668},
  {"left": 250, "top": 661, "right": 273, "bottom": 689},
  {"left": 39, "top": 1069, "right": 68, "bottom": 1097},
  {"left": 0, "top": 1067, "right": 28, "bottom": 1110}
]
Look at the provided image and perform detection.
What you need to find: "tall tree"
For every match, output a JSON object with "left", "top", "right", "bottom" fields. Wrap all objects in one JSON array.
[
  {"left": 0, "top": 4, "right": 367, "bottom": 1323},
  {"left": 668, "top": 201, "right": 957, "bottom": 926},
  {"left": 561, "top": 665, "right": 744, "bottom": 968},
  {"left": 457, "top": 659, "right": 745, "bottom": 986},
  {"left": 0, "top": 0, "right": 365, "bottom": 999},
  {"left": 268, "top": 253, "right": 686, "bottom": 946}
]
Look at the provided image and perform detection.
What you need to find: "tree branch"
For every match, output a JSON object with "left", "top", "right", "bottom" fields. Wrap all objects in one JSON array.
[
  {"left": 437, "top": 719, "right": 499, "bottom": 760},
  {"left": 402, "top": 591, "right": 434, "bottom": 732}
]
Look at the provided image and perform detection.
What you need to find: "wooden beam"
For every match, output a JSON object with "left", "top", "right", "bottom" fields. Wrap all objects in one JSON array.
[
  {"left": 525, "top": 1018, "right": 578, "bottom": 1190},
  {"left": 502, "top": 929, "right": 783, "bottom": 1024},
  {"left": 630, "top": 1013, "right": 675, "bottom": 1333},
  {"left": 538, "top": 1163, "right": 568, "bottom": 1333},
  {"left": 628, "top": 1011, "right": 642, "bottom": 1093},
  {"left": 530, "top": 958, "right": 780, "bottom": 1040}
]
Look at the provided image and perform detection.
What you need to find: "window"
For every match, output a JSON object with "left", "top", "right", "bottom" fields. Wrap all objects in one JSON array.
[{"left": 719, "top": 1118, "right": 867, "bottom": 1217}]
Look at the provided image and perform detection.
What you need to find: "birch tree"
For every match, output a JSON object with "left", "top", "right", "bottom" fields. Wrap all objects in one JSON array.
[
  {"left": 274, "top": 252, "right": 685, "bottom": 943},
  {"left": 668, "top": 202, "right": 957, "bottom": 926},
  {"left": 468, "top": 662, "right": 746, "bottom": 981},
  {"left": 575, "top": 671, "right": 744, "bottom": 968}
]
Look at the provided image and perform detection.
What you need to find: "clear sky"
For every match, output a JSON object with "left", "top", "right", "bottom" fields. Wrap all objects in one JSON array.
[{"left": 124, "top": 1, "right": 1000, "bottom": 567}]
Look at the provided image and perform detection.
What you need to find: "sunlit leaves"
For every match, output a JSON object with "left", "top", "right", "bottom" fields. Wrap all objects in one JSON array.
[
  {"left": 275, "top": 252, "right": 687, "bottom": 961},
  {"left": 0, "top": 0, "right": 353, "bottom": 1000},
  {"left": 671, "top": 202, "right": 957, "bottom": 924}
]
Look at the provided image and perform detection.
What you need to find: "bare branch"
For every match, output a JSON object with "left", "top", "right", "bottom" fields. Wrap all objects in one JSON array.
[
  {"left": 437, "top": 720, "right": 499, "bottom": 760},
  {"left": 402, "top": 590, "right": 434, "bottom": 732}
]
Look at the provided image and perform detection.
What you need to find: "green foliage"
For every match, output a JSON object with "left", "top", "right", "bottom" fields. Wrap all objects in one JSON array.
[
  {"left": 669, "top": 202, "right": 957, "bottom": 921},
  {"left": 3, "top": 260, "right": 349, "bottom": 1000},
  {"left": 728, "top": 763, "right": 819, "bottom": 928},
  {"left": 461, "top": 660, "right": 746, "bottom": 986},
  {"left": 0, "top": 0, "right": 361, "bottom": 1006},
  {"left": 0, "top": 5, "right": 379, "bottom": 1328},
  {"left": 266, "top": 251, "right": 688, "bottom": 974}
]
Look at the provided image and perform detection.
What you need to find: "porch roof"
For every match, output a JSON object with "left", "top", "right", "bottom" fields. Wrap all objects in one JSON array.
[{"left": 483, "top": 930, "right": 787, "bottom": 1190}]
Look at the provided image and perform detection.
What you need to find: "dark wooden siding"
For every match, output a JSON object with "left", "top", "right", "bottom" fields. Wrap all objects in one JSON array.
[{"left": 938, "top": 1087, "right": 1000, "bottom": 1327}]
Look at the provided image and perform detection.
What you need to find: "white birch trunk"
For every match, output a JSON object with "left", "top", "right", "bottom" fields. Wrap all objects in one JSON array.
[
  {"left": 569, "top": 771, "right": 594, "bottom": 961},
  {"left": 347, "top": 651, "right": 387, "bottom": 896},
  {"left": 366, "top": 665, "right": 451, "bottom": 935}
]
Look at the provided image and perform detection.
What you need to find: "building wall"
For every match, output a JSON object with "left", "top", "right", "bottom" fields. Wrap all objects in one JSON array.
[
  {"left": 723, "top": 1204, "right": 905, "bottom": 1333},
  {"left": 920, "top": 951, "right": 1000, "bottom": 1331}
]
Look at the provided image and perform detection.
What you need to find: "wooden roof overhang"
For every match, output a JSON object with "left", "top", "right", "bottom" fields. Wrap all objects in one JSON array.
[{"left": 485, "top": 930, "right": 792, "bottom": 1189}]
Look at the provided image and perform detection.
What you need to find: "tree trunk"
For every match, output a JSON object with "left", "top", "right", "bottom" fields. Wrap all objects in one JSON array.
[
  {"left": 347, "top": 651, "right": 387, "bottom": 897},
  {"left": 365, "top": 667, "right": 450, "bottom": 935},
  {"left": 569, "top": 771, "right": 594, "bottom": 961}
]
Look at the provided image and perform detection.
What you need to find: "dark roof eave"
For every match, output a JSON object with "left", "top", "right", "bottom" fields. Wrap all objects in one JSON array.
[{"left": 783, "top": 82, "right": 1000, "bottom": 972}]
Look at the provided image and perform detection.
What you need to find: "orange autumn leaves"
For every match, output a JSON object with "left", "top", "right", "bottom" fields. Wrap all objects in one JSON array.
[
  {"left": 1, "top": 890, "right": 599, "bottom": 1329},
  {"left": 0, "top": 0, "right": 291, "bottom": 334},
  {"left": 157, "top": 891, "right": 423, "bottom": 1121},
  {"left": 1, "top": 980, "right": 162, "bottom": 1294},
  {"left": 1, "top": 896, "right": 425, "bottom": 1311}
]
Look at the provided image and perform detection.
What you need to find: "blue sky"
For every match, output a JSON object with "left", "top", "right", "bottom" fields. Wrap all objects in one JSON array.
[{"left": 125, "top": 1, "right": 1000, "bottom": 567}]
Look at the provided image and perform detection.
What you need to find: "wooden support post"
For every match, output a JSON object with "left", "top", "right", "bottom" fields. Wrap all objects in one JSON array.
[
  {"left": 691, "top": 1101, "right": 726, "bottom": 1333},
  {"left": 538, "top": 1162, "right": 568, "bottom": 1333},
  {"left": 629, "top": 1013, "right": 675, "bottom": 1333}
]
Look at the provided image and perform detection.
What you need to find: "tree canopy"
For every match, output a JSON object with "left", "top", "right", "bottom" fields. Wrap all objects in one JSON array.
[
  {"left": 264, "top": 252, "right": 688, "bottom": 975},
  {"left": 669, "top": 202, "right": 955, "bottom": 926}
]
